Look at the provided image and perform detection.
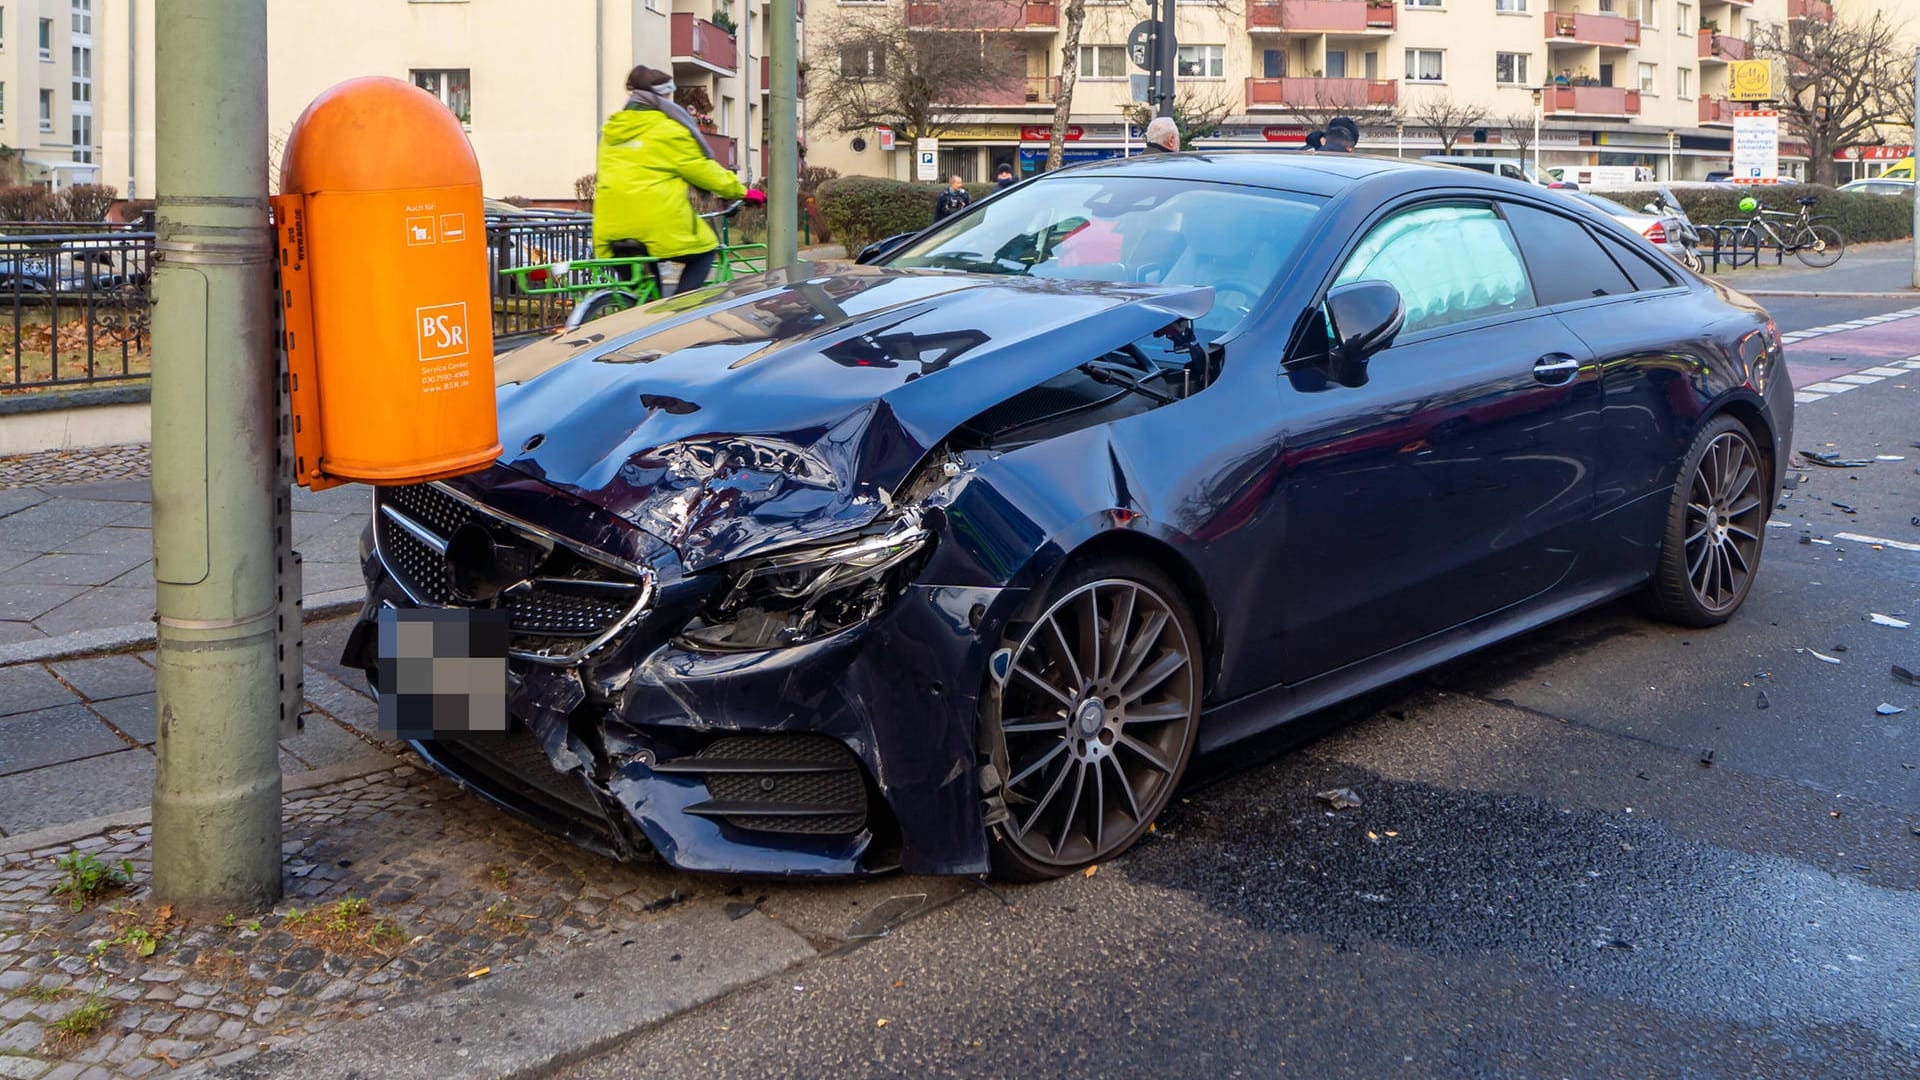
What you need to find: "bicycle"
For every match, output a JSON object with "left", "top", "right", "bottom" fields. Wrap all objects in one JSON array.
[
  {"left": 1718, "top": 195, "right": 1845, "bottom": 268},
  {"left": 499, "top": 200, "right": 767, "bottom": 331}
]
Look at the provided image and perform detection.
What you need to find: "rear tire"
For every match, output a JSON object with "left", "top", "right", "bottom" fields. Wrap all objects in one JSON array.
[
  {"left": 1794, "top": 224, "right": 1844, "bottom": 268},
  {"left": 985, "top": 557, "right": 1202, "bottom": 882},
  {"left": 563, "top": 290, "right": 638, "bottom": 330},
  {"left": 1642, "top": 415, "right": 1768, "bottom": 627}
]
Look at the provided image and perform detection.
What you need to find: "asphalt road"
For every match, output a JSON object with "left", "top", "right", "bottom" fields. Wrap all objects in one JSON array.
[{"left": 539, "top": 297, "right": 1920, "bottom": 1078}]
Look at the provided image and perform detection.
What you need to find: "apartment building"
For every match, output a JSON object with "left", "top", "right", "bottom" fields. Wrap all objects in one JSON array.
[
  {"left": 809, "top": 0, "right": 1912, "bottom": 183},
  {"left": 98, "top": 0, "right": 786, "bottom": 204},
  {"left": 0, "top": 0, "right": 102, "bottom": 189}
]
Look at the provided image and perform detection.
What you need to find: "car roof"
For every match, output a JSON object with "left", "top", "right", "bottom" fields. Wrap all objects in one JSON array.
[{"left": 1049, "top": 150, "right": 1442, "bottom": 198}]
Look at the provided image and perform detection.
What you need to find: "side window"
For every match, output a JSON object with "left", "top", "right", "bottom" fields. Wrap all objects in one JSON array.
[
  {"left": 1334, "top": 203, "right": 1536, "bottom": 336},
  {"left": 1597, "top": 231, "right": 1678, "bottom": 291},
  {"left": 1501, "top": 202, "right": 1637, "bottom": 305}
]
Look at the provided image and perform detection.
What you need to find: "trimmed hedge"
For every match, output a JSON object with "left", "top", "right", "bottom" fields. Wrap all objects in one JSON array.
[
  {"left": 1605, "top": 183, "right": 1914, "bottom": 244},
  {"left": 818, "top": 176, "right": 999, "bottom": 257}
]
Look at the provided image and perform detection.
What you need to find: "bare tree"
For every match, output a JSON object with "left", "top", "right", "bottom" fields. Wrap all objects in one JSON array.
[
  {"left": 809, "top": 8, "right": 1022, "bottom": 144},
  {"left": 1751, "top": 12, "right": 1915, "bottom": 187},
  {"left": 1409, "top": 91, "right": 1489, "bottom": 155},
  {"left": 1044, "top": 0, "right": 1089, "bottom": 171},
  {"left": 1499, "top": 111, "right": 1536, "bottom": 167}
]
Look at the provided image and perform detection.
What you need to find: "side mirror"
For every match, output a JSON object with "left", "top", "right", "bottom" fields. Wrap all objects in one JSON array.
[
  {"left": 1642, "top": 203, "right": 1660, "bottom": 214},
  {"left": 855, "top": 232, "right": 917, "bottom": 265},
  {"left": 1321, "top": 280, "right": 1404, "bottom": 388}
]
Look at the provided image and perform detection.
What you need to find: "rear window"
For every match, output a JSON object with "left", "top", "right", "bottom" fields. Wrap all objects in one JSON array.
[{"left": 1501, "top": 202, "right": 1637, "bottom": 305}]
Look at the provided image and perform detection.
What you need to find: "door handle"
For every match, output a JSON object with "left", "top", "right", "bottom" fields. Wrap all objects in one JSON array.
[{"left": 1533, "top": 354, "right": 1581, "bottom": 384}]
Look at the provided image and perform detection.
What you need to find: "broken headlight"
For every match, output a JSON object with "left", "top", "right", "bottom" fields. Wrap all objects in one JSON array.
[{"left": 679, "top": 513, "right": 933, "bottom": 650}]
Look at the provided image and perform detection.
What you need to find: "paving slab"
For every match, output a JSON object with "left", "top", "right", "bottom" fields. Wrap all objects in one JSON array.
[
  {"left": 8, "top": 552, "right": 153, "bottom": 589},
  {"left": 49, "top": 528, "right": 153, "bottom": 559},
  {"left": 90, "top": 693, "right": 155, "bottom": 745},
  {"left": 31, "top": 589, "right": 154, "bottom": 638},
  {"left": 0, "top": 665, "right": 84, "bottom": 717},
  {"left": 0, "top": 747, "right": 155, "bottom": 835},
  {"left": 50, "top": 655, "right": 154, "bottom": 703},
  {"left": 0, "top": 584, "right": 89, "bottom": 622},
  {"left": 0, "top": 704, "right": 128, "bottom": 775}
]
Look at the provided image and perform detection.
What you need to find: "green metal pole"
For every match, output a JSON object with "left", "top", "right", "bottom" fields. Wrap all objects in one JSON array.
[
  {"left": 767, "top": 0, "right": 799, "bottom": 267},
  {"left": 149, "top": 0, "right": 282, "bottom": 914}
]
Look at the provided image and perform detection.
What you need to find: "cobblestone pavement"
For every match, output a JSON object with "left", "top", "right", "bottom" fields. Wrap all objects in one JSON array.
[
  {"left": 0, "top": 447, "right": 151, "bottom": 491},
  {"left": 0, "top": 764, "right": 702, "bottom": 1078}
]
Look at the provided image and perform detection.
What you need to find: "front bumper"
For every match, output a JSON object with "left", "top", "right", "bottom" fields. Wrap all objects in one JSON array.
[{"left": 344, "top": 482, "right": 1012, "bottom": 877}]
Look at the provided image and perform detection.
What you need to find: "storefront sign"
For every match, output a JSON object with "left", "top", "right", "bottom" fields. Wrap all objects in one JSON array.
[
  {"left": 1731, "top": 110, "right": 1780, "bottom": 183},
  {"left": 1021, "top": 125, "right": 1083, "bottom": 142},
  {"left": 939, "top": 125, "right": 1023, "bottom": 141},
  {"left": 1835, "top": 145, "right": 1914, "bottom": 160},
  {"left": 1728, "top": 60, "right": 1776, "bottom": 103}
]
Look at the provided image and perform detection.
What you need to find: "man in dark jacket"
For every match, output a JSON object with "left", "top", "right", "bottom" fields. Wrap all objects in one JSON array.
[
  {"left": 1324, "top": 116, "right": 1360, "bottom": 153},
  {"left": 994, "top": 163, "right": 1016, "bottom": 189},
  {"left": 935, "top": 175, "right": 971, "bottom": 219}
]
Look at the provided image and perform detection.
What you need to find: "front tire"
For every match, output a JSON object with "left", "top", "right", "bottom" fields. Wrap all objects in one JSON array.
[
  {"left": 985, "top": 558, "right": 1202, "bottom": 881},
  {"left": 1643, "top": 415, "right": 1768, "bottom": 627}
]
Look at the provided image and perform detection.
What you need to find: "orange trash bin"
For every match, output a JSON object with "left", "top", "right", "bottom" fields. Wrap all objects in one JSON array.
[{"left": 273, "top": 75, "right": 502, "bottom": 489}]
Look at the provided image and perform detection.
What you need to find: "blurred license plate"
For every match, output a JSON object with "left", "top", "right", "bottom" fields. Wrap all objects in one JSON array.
[{"left": 376, "top": 608, "right": 508, "bottom": 740}]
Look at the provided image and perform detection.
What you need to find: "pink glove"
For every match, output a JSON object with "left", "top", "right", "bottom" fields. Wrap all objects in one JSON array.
[{"left": 741, "top": 188, "right": 767, "bottom": 206}]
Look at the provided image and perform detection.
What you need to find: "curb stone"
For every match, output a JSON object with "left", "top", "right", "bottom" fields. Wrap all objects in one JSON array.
[
  {"left": 0, "top": 588, "right": 366, "bottom": 668},
  {"left": 201, "top": 904, "right": 818, "bottom": 1080}
]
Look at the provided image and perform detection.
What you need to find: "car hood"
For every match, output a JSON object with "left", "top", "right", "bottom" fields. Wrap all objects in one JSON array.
[{"left": 489, "top": 266, "right": 1212, "bottom": 570}]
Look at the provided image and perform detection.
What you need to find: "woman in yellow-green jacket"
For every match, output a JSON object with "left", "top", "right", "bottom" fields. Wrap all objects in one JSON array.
[{"left": 593, "top": 66, "right": 765, "bottom": 295}]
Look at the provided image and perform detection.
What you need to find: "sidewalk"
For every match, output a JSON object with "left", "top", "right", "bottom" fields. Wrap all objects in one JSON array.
[{"left": 1712, "top": 238, "right": 1918, "bottom": 296}]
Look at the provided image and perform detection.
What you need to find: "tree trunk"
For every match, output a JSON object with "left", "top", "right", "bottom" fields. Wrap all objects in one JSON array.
[
  {"left": 1046, "top": 0, "right": 1088, "bottom": 172},
  {"left": 1809, "top": 133, "right": 1836, "bottom": 186}
]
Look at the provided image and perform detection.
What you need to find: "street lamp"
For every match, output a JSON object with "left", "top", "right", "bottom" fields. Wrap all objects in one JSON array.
[
  {"left": 1531, "top": 88, "right": 1542, "bottom": 178},
  {"left": 1666, "top": 129, "right": 1677, "bottom": 181}
]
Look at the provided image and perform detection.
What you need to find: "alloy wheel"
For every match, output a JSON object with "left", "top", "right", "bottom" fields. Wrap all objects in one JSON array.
[
  {"left": 1682, "top": 430, "right": 1763, "bottom": 613},
  {"left": 997, "top": 578, "right": 1197, "bottom": 869}
]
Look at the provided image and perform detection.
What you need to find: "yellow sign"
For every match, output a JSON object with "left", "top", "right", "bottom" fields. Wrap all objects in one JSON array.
[
  {"left": 1728, "top": 60, "right": 1775, "bottom": 102},
  {"left": 938, "top": 125, "right": 1023, "bottom": 141}
]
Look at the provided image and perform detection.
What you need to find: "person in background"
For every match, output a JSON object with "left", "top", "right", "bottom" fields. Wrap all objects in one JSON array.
[
  {"left": 1304, "top": 130, "right": 1326, "bottom": 152},
  {"left": 1554, "top": 69, "right": 1571, "bottom": 87},
  {"left": 592, "top": 65, "right": 764, "bottom": 295},
  {"left": 994, "top": 163, "right": 1017, "bottom": 189},
  {"left": 935, "top": 175, "right": 972, "bottom": 219},
  {"left": 1143, "top": 116, "right": 1180, "bottom": 153},
  {"left": 1323, "top": 116, "right": 1360, "bottom": 153}
]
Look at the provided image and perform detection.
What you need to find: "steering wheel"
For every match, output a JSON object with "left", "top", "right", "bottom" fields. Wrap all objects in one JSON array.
[{"left": 1208, "top": 278, "right": 1265, "bottom": 322}]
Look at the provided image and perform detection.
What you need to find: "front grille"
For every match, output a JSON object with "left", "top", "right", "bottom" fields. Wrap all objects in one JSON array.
[
  {"left": 373, "top": 483, "right": 652, "bottom": 664},
  {"left": 659, "top": 734, "right": 869, "bottom": 836},
  {"left": 428, "top": 726, "right": 611, "bottom": 829}
]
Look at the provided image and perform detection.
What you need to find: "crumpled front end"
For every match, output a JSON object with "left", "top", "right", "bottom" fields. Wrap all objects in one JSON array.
[{"left": 344, "top": 465, "right": 1011, "bottom": 876}]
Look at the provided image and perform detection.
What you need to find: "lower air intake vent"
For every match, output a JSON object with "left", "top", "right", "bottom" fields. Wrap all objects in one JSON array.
[{"left": 660, "top": 734, "right": 868, "bottom": 836}]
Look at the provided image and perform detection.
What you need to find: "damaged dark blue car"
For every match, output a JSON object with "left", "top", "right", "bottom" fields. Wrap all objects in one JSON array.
[{"left": 344, "top": 153, "right": 1792, "bottom": 880}]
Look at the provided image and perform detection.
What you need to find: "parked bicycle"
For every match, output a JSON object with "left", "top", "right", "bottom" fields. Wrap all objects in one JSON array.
[
  {"left": 1719, "top": 195, "right": 1845, "bottom": 268},
  {"left": 498, "top": 201, "right": 767, "bottom": 330}
]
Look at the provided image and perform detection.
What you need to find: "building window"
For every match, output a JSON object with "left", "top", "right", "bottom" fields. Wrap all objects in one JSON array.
[
  {"left": 70, "top": 0, "right": 90, "bottom": 36},
  {"left": 1638, "top": 61, "right": 1657, "bottom": 93},
  {"left": 1, "top": 7, "right": 7, "bottom": 50},
  {"left": 38, "top": 18, "right": 51, "bottom": 61},
  {"left": 1676, "top": 2, "right": 1691, "bottom": 33},
  {"left": 410, "top": 68, "right": 470, "bottom": 123},
  {"left": 1495, "top": 0, "right": 1527, "bottom": 11},
  {"left": 838, "top": 43, "right": 884, "bottom": 80},
  {"left": 1676, "top": 66, "right": 1692, "bottom": 98},
  {"left": 1404, "top": 0, "right": 1442, "bottom": 7},
  {"left": 0, "top": 83, "right": 7, "bottom": 122},
  {"left": 1495, "top": 52, "right": 1529, "bottom": 85},
  {"left": 71, "top": 113, "right": 90, "bottom": 162},
  {"left": 1405, "top": 48, "right": 1444, "bottom": 81},
  {"left": 39, "top": 88, "right": 52, "bottom": 131},
  {"left": 1176, "top": 45, "right": 1224, "bottom": 78},
  {"left": 71, "top": 44, "right": 90, "bottom": 103},
  {"left": 1597, "top": 0, "right": 1614, "bottom": 11},
  {"left": 1077, "top": 44, "right": 1128, "bottom": 78},
  {"left": 1637, "top": 0, "right": 1656, "bottom": 26}
]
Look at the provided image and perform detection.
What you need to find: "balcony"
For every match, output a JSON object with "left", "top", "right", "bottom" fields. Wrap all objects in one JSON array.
[
  {"left": 906, "top": 1, "right": 1059, "bottom": 30},
  {"left": 702, "top": 132, "right": 739, "bottom": 170},
  {"left": 1788, "top": 0, "right": 1833, "bottom": 20},
  {"left": 1697, "top": 30, "right": 1748, "bottom": 62},
  {"left": 1245, "top": 76, "right": 1398, "bottom": 109},
  {"left": 759, "top": 55, "right": 809, "bottom": 97},
  {"left": 1545, "top": 13, "right": 1641, "bottom": 48},
  {"left": 671, "top": 14, "right": 738, "bottom": 75},
  {"left": 1698, "top": 96, "right": 1735, "bottom": 127},
  {"left": 1246, "top": 0, "right": 1395, "bottom": 33},
  {"left": 941, "top": 76, "right": 1060, "bottom": 107},
  {"left": 1542, "top": 84, "right": 1642, "bottom": 117}
]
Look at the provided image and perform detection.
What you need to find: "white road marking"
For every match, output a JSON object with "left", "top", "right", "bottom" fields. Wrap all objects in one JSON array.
[
  {"left": 1833, "top": 374, "right": 1885, "bottom": 385},
  {"left": 1802, "top": 381, "right": 1858, "bottom": 393},
  {"left": 1834, "top": 533, "right": 1920, "bottom": 553},
  {"left": 1860, "top": 366, "right": 1908, "bottom": 377},
  {"left": 1792, "top": 391, "right": 1826, "bottom": 404}
]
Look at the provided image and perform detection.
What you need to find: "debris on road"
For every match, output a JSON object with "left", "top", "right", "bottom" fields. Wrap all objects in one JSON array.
[
  {"left": 1831, "top": 502, "right": 1858, "bottom": 514},
  {"left": 1894, "top": 665, "right": 1918, "bottom": 686},
  {"left": 1593, "top": 933, "right": 1634, "bottom": 951},
  {"left": 1869, "top": 613, "right": 1913, "bottom": 628},
  {"left": 1798, "top": 648, "right": 1843, "bottom": 665},
  {"left": 1316, "top": 788, "right": 1363, "bottom": 811},
  {"left": 643, "top": 890, "right": 687, "bottom": 913},
  {"left": 724, "top": 902, "right": 758, "bottom": 921},
  {"left": 1800, "top": 451, "right": 1873, "bottom": 468},
  {"left": 1877, "top": 703, "right": 1906, "bottom": 716},
  {"left": 1756, "top": 690, "right": 1770, "bottom": 710},
  {"left": 1874, "top": 455, "right": 1906, "bottom": 462},
  {"left": 846, "top": 894, "right": 929, "bottom": 941},
  {"left": 1699, "top": 749, "right": 1715, "bottom": 767}
]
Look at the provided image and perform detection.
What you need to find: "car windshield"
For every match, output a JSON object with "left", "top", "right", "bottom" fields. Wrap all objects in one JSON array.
[{"left": 885, "top": 176, "right": 1325, "bottom": 336}]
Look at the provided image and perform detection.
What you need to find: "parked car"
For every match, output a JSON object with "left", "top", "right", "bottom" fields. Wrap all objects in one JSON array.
[
  {"left": 1421, "top": 155, "right": 1577, "bottom": 189},
  {"left": 1835, "top": 177, "right": 1914, "bottom": 197},
  {"left": 345, "top": 152, "right": 1791, "bottom": 880},
  {"left": 1560, "top": 191, "right": 1697, "bottom": 268},
  {"left": 1704, "top": 171, "right": 1735, "bottom": 183}
]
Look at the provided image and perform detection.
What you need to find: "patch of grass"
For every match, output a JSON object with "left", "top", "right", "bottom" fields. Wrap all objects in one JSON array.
[
  {"left": 486, "top": 864, "right": 513, "bottom": 889},
  {"left": 49, "top": 852, "right": 133, "bottom": 913},
  {"left": 280, "top": 897, "right": 404, "bottom": 955},
  {"left": 482, "top": 900, "right": 518, "bottom": 931},
  {"left": 44, "top": 984, "right": 112, "bottom": 1049},
  {"left": 26, "top": 984, "right": 67, "bottom": 1003}
]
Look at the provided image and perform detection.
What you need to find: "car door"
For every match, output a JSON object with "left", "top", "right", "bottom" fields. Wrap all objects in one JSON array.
[
  {"left": 1273, "top": 199, "right": 1601, "bottom": 683},
  {"left": 1502, "top": 201, "right": 1705, "bottom": 565}
]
